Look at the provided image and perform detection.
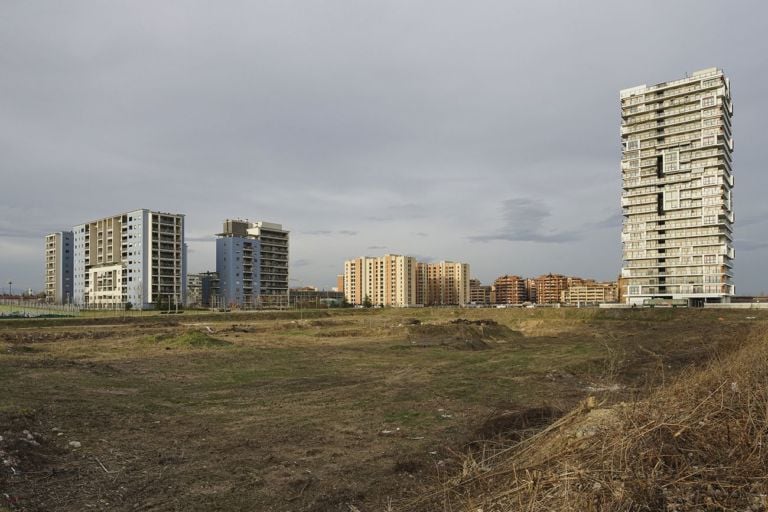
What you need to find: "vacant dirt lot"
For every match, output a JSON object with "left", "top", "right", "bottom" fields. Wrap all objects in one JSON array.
[{"left": 0, "top": 308, "right": 762, "bottom": 511}]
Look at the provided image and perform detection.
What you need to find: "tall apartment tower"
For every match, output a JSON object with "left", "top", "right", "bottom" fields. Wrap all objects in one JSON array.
[
  {"left": 620, "top": 68, "right": 734, "bottom": 306},
  {"left": 216, "top": 219, "right": 289, "bottom": 306},
  {"left": 343, "top": 255, "right": 418, "bottom": 307},
  {"left": 44, "top": 231, "right": 74, "bottom": 304},
  {"left": 416, "top": 261, "right": 471, "bottom": 306},
  {"left": 72, "top": 209, "right": 186, "bottom": 309}
]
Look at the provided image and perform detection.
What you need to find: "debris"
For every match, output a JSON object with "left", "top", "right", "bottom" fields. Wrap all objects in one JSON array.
[
  {"left": 69, "top": 441, "right": 82, "bottom": 449},
  {"left": 95, "top": 457, "right": 114, "bottom": 474}
]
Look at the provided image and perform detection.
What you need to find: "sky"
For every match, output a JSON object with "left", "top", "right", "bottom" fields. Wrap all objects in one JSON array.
[{"left": 1, "top": 1, "right": 767, "bottom": 294}]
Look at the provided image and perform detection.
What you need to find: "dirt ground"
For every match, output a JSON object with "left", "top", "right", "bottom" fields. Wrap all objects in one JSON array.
[{"left": 0, "top": 307, "right": 762, "bottom": 511}]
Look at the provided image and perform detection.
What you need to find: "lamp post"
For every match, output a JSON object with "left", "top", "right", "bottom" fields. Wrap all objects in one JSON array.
[{"left": 8, "top": 281, "right": 12, "bottom": 298}]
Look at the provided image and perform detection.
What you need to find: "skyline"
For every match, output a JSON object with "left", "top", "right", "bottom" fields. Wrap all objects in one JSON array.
[{"left": 2, "top": 2, "right": 768, "bottom": 294}]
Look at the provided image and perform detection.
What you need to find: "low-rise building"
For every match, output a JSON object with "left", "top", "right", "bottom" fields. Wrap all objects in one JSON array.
[{"left": 561, "top": 281, "right": 618, "bottom": 305}]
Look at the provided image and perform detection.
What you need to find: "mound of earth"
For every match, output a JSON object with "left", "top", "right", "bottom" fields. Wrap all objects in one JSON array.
[
  {"left": 145, "top": 330, "right": 232, "bottom": 348},
  {"left": 405, "top": 319, "right": 522, "bottom": 350}
]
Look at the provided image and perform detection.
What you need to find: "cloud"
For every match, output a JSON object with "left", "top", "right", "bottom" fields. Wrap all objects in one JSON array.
[
  {"left": 413, "top": 232, "right": 429, "bottom": 237},
  {"left": 470, "top": 198, "right": 582, "bottom": 243},
  {"left": 303, "top": 230, "right": 333, "bottom": 235},
  {"left": 338, "top": 230, "right": 358, "bottom": 236},
  {"left": 293, "top": 259, "right": 311, "bottom": 267},
  {"left": 367, "top": 245, "right": 387, "bottom": 250}
]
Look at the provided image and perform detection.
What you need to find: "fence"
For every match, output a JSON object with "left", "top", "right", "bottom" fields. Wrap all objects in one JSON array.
[{"left": 0, "top": 298, "right": 80, "bottom": 318}]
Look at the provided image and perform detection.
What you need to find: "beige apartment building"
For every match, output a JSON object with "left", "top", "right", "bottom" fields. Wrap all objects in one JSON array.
[
  {"left": 72, "top": 209, "right": 186, "bottom": 309},
  {"left": 44, "top": 231, "right": 73, "bottom": 304},
  {"left": 620, "top": 68, "right": 734, "bottom": 306},
  {"left": 343, "top": 255, "right": 418, "bottom": 307},
  {"left": 417, "top": 261, "right": 471, "bottom": 306},
  {"left": 343, "top": 255, "right": 469, "bottom": 307},
  {"left": 561, "top": 281, "right": 618, "bottom": 305}
]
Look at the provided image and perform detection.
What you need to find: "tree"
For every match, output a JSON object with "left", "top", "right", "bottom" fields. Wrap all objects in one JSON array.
[{"left": 362, "top": 295, "right": 373, "bottom": 308}]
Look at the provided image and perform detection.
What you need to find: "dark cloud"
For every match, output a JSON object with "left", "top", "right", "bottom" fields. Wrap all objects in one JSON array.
[
  {"left": 367, "top": 245, "right": 387, "bottom": 250},
  {"left": 470, "top": 198, "right": 582, "bottom": 243},
  {"left": 337, "top": 230, "right": 358, "bottom": 236}
]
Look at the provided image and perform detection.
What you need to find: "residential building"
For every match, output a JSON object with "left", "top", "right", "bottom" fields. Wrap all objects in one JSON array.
[
  {"left": 217, "top": 219, "right": 289, "bottom": 306},
  {"left": 216, "top": 232, "right": 260, "bottom": 308},
  {"left": 469, "top": 279, "right": 494, "bottom": 305},
  {"left": 289, "top": 287, "right": 345, "bottom": 308},
  {"left": 493, "top": 275, "right": 527, "bottom": 305},
  {"left": 44, "top": 231, "right": 73, "bottom": 304},
  {"left": 342, "top": 255, "right": 469, "bottom": 307},
  {"left": 186, "top": 271, "right": 218, "bottom": 308},
  {"left": 72, "top": 209, "right": 186, "bottom": 309},
  {"left": 620, "top": 68, "right": 734, "bottom": 306},
  {"left": 561, "top": 281, "right": 618, "bottom": 305},
  {"left": 417, "top": 261, "right": 470, "bottom": 306},
  {"left": 525, "top": 278, "right": 538, "bottom": 304},
  {"left": 343, "top": 255, "right": 418, "bottom": 307},
  {"left": 533, "top": 274, "right": 569, "bottom": 304}
]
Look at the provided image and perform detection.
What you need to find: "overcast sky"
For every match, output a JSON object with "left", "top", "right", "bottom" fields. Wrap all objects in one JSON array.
[{"left": 2, "top": 1, "right": 767, "bottom": 294}]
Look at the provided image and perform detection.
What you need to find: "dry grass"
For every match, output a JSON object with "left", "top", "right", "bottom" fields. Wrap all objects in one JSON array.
[{"left": 407, "top": 324, "right": 768, "bottom": 512}]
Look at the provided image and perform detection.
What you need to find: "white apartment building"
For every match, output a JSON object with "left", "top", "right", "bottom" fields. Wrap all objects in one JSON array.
[
  {"left": 72, "top": 209, "right": 186, "bottom": 309},
  {"left": 620, "top": 67, "right": 734, "bottom": 306}
]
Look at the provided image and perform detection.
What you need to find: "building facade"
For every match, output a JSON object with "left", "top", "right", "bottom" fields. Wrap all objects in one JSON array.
[
  {"left": 417, "top": 261, "right": 470, "bottom": 306},
  {"left": 343, "top": 255, "right": 469, "bottom": 307},
  {"left": 186, "top": 271, "right": 219, "bottom": 308},
  {"left": 469, "top": 279, "right": 494, "bottom": 305},
  {"left": 216, "top": 234, "right": 260, "bottom": 308},
  {"left": 217, "top": 219, "right": 289, "bottom": 306},
  {"left": 72, "top": 209, "right": 186, "bottom": 309},
  {"left": 493, "top": 275, "right": 527, "bottom": 305},
  {"left": 343, "top": 255, "right": 418, "bottom": 307},
  {"left": 533, "top": 274, "right": 569, "bottom": 304},
  {"left": 561, "top": 281, "right": 618, "bottom": 305},
  {"left": 44, "top": 231, "right": 74, "bottom": 304},
  {"left": 620, "top": 68, "right": 734, "bottom": 306}
]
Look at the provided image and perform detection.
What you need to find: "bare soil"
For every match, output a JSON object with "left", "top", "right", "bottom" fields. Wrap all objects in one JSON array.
[{"left": 0, "top": 308, "right": 761, "bottom": 511}]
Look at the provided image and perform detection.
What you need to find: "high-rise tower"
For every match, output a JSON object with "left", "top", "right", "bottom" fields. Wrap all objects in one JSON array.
[{"left": 620, "top": 68, "right": 734, "bottom": 306}]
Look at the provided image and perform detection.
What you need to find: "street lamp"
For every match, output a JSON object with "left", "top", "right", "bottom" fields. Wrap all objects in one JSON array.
[{"left": 8, "top": 281, "right": 12, "bottom": 297}]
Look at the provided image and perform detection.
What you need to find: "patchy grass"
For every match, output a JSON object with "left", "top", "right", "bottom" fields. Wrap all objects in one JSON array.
[{"left": 143, "top": 330, "right": 232, "bottom": 348}]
